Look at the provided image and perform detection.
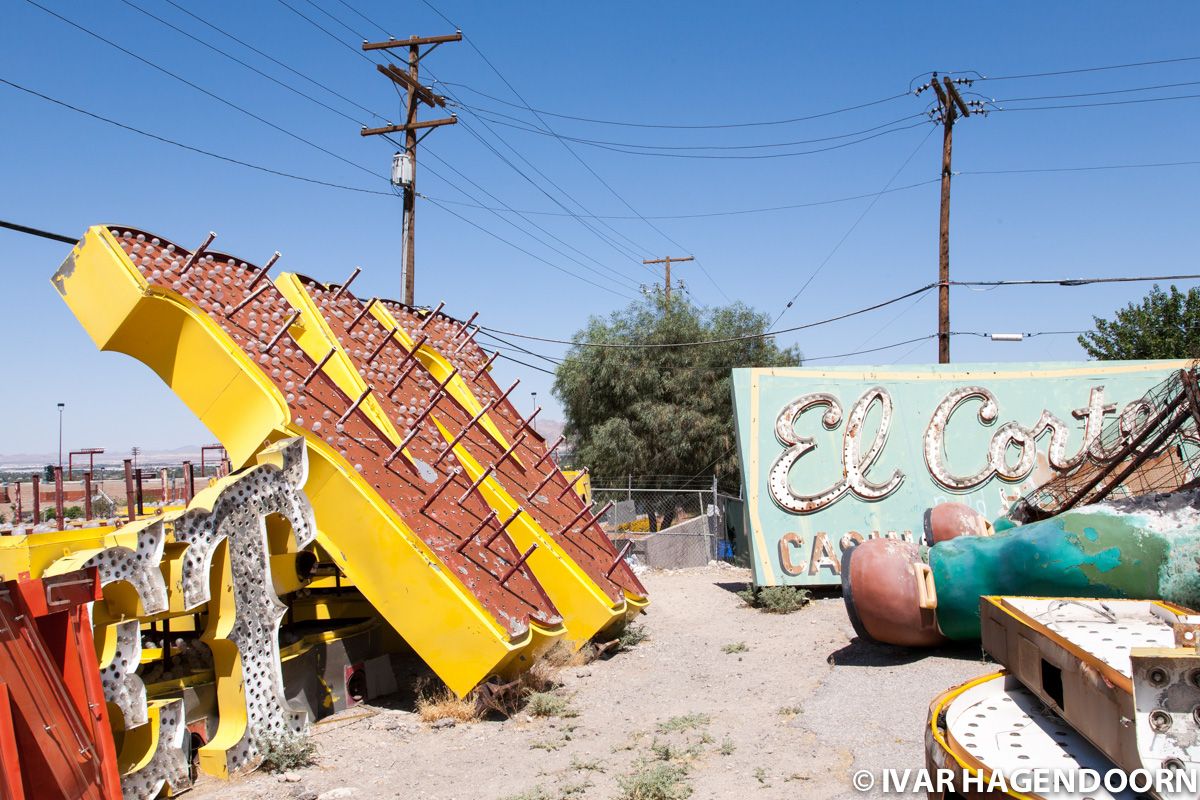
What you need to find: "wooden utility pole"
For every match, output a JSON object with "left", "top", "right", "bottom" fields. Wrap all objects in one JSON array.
[
  {"left": 361, "top": 32, "right": 461, "bottom": 305},
  {"left": 927, "top": 74, "right": 973, "bottom": 364},
  {"left": 642, "top": 255, "right": 693, "bottom": 309}
]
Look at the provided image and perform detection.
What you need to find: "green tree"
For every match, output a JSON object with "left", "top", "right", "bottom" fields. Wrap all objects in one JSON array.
[
  {"left": 1079, "top": 285, "right": 1200, "bottom": 360},
  {"left": 553, "top": 294, "right": 800, "bottom": 510}
]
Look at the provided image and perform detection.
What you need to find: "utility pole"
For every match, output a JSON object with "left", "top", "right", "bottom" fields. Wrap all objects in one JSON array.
[
  {"left": 642, "top": 255, "right": 693, "bottom": 310},
  {"left": 919, "top": 73, "right": 981, "bottom": 364},
  {"left": 361, "top": 32, "right": 461, "bottom": 305}
]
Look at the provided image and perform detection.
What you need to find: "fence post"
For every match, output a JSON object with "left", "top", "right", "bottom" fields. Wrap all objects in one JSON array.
[{"left": 626, "top": 474, "right": 632, "bottom": 501}]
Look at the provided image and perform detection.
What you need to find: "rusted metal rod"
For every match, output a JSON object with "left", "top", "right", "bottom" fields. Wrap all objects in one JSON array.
[
  {"left": 605, "top": 541, "right": 634, "bottom": 578},
  {"left": 348, "top": 297, "right": 379, "bottom": 330},
  {"left": 179, "top": 231, "right": 216, "bottom": 274},
  {"left": 386, "top": 360, "right": 419, "bottom": 398},
  {"left": 31, "top": 473, "right": 41, "bottom": 525},
  {"left": 302, "top": 349, "right": 336, "bottom": 388},
  {"left": 431, "top": 367, "right": 459, "bottom": 397},
  {"left": 408, "top": 395, "right": 443, "bottom": 433},
  {"left": 472, "top": 350, "right": 499, "bottom": 380},
  {"left": 384, "top": 429, "right": 421, "bottom": 466},
  {"left": 496, "top": 433, "right": 527, "bottom": 468},
  {"left": 433, "top": 400, "right": 495, "bottom": 466},
  {"left": 367, "top": 328, "right": 395, "bottom": 362},
  {"left": 558, "top": 502, "right": 594, "bottom": 537},
  {"left": 83, "top": 471, "right": 93, "bottom": 520},
  {"left": 512, "top": 406, "right": 541, "bottom": 439},
  {"left": 557, "top": 467, "right": 588, "bottom": 500},
  {"left": 229, "top": 284, "right": 269, "bottom": 316},
  {"left": 453, "top": 327, "right": 478, "bottom": 354},
  {"left": 395, "top": 333, "right": 429, "bottom": 372},
  {"left": 526, "top": 467, "right": 557, "bottom": 502},
  {"left": 482, "top": 508, "right": 522, "bottom": 548},
  {"left": 584, "top": 500, "right": 615, "bottom": 529},
  {"left": 262, "top": 310, "right": 301, "bottom": 353},
  {"left": 456, "top": 510, "right": 497, "bottom": 553},
  {"left": 458, "top": 464, "right": 496, "bottom": 505},
  {"left": 331, "top": 267, "right": 361, "bottom": 300},
  {"left": 337, "top": 388, "right": 372, "bottom": 426},
  {"left": 451, "top": 311, "right": 478, "bottom": 339},
  {"left": 247, "top": 251, "right": 281, "bottom": 290},
  {"left": 417, "top": 301, "right": 445, "bottom": 330},
  {"left": 421, "top": 471, "right": 457, "bottom": 511},
  {"left": 498, "top": 544, "right": 537, "bottom": 585},
  {"left": 122, "top": 461, "right": 133, "bottom": 521},
  {"left": 534, "top": 436, "right": 565, "bottom": 469}
]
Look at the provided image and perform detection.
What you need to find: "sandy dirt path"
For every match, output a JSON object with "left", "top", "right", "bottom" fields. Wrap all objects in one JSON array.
[{"left": 190, "top": 565, "right": 988, "bottom": 800}]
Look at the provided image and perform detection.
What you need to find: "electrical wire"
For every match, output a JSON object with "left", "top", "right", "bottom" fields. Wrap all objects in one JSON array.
[
  {"left": 413, "top": 7, "right": 730, "bottom": 302},
  {"left": 993, "top": 92, "right": 1200, "bottom": 113},
  {"left": 978, "top": 55, "right": 1200, "bottom": 82},
  {"left": 22, "top": 0, "right": 383, "bottom": 181},
  {"left": 468, "top": 112, "right": 933, "bottom": 160},
  {"left": 421, "top": 197, "right": 639, "bottom": 300},
  {"left": 419, "top": 177, "right": 942, "bottom": 220},
  {"left": 116, "top": 0, "right": 367, "bottom": 126},
  {"left": 773, "top": 125, "right": 936, "bottom": 326},
  {"left": 0, "top": 78, "right": 394, "bottom": 195},
  {"left": 439, "top": 81, "right": 912, "bottom": 130},
  {"left": 158, "top": 0, "right": 389, "bottom": 122},
  {"left": 455, "top": 104, "right": 931, "bottom": 151},
  {"left": 482, "top": 284, "right": 938, "bottom": 349},
  {"left": 960, "top": 160, "right": 1200, "bottom": 176},
  {"left": 990, "top": 79, "right": 1200, "bottom": 104}
]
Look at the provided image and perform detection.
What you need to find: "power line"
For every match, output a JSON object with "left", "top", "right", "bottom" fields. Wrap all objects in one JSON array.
[
  {"left": 422, "top": 197, "right": 639, "bottom": 300},
  {"left": 439, "top": 81, "right": 912, "bottom": 130},
  {"left": 0, "top": 220, "right": 76, "bottom": 245},
  {"left": 414, "top": 7, "right": 730, "bottom": 302},
  {"left": 482, "top": 284, "right": 938, "bottom": 349},
  {"left": 419, "top": 177, "right": 942, "bottom": 220},
  {"left": 467, "top": 111, "right": 933, "bottom": 159},
  {"left": 0, "top": 78, "right": 393, "bottom": 195},
  {"left": 22, "top": 0, "right": 382, "bottom": 180},
  {"left": 953, "top": 274, "right": 1200, "bottom": 288},
  {"left": 978, "top": 55, "right": 1200, "bottom": 82},
  {"left": 990, "top": 93, "right": 1200, "bottom": 114},
  {"left": 116, "top": 0, "right": 366, "bottom": 126},
  {"left": 960, "top": 160, "right": 1200, "bottom": 176},
  {"left": 453, "top": 104, "right": 930, "bottom": 151},
  {"left": 158, "top": 0, "right": 388, "bottom": 122},
  {"left": 989, "top": 78, "right": 1200, "bottom": 104},
  {"left": 773, "top": 126, "right": 936, "bottom": 325}
]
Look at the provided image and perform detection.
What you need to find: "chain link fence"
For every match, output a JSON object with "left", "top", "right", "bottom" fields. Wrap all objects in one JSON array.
[{"left": 591, "top": 477, "right": 743, "bottom": 569}]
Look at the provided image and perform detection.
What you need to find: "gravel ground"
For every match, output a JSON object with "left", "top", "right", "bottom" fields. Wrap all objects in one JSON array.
[{"left": 189, "top": 565, "right": 989, "bottom": 800}]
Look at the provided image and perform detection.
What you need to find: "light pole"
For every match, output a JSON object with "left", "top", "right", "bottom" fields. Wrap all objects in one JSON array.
[
  {"left": 57, "top": 402, "right": 65, "bottom": 471},
  {"left": 530, "top": 392, "right": 538, "bottom": 434}
]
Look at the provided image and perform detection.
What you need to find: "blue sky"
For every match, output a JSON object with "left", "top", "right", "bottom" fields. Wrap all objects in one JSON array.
[{"left": 2, "top": 0, "right": 1199, "bottom": 454}]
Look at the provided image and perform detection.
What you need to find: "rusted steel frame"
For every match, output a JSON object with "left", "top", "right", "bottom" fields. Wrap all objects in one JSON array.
[
  {"left": 1181, "top": 367, "right": 1200, "bottom": 428},
  {"left": 337, "top": 388, "right": 372, "bottom": 426},
  {"left": 122, "top": 460, "right": 134, "bottom": 521},
  {"left": 451, "top": 311, "right": 478, "bottom": 339},
  {"left": 1067, "top": 382, "right": 1192, "bottom": 510},
  {"left": 416, "top": 301, "right": 445, "bottom": 330},
  {"left": 367, "top": 330, "right": 395, "bottom": 363},
  {"left": 83, "top": 472, "right": 92, "bottom": 520},
  {"left": 512, "top": 407, "right": 541, "bottom": 440},
  {"left": 53, "top": 466, "right": 64, "bottom": 530},
  {"left": 31, "top": 474, "right": 40, "bottom": 524},
  {"left": 179, "top": 231, "right": 216, "bottom": 274},
  {"left": 495, "top": 434, "right": 527, "bottom": 469},
  {"left": 263, "top": 310, "right": 302, "bottom": 353},
  {"left": 182, "top": 461, "right": 195, "bottom": 503},
  {"left": 557, "top": 502, "right": 594, "bottom": 536},
  {"left": 526, "top": 468, "right": 557, "bottom": 501}
]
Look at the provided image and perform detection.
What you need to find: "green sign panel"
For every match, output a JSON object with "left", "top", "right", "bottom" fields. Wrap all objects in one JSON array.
[{"left": 732, "top": 360, "right": 1189, "bottom": 587}]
